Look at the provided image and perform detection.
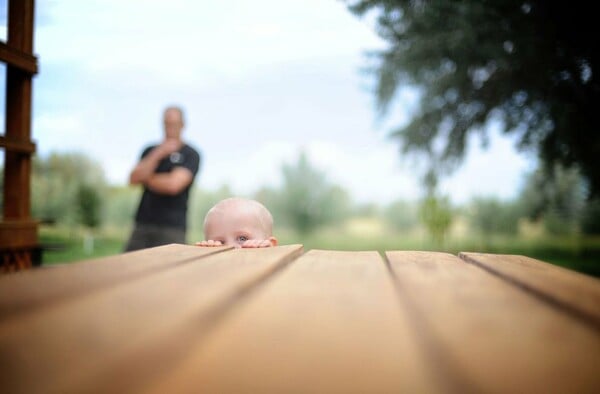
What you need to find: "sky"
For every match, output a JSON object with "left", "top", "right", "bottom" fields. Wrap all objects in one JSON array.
[{"left": 1, "top": 0, "right": 534, "bottom": 205}]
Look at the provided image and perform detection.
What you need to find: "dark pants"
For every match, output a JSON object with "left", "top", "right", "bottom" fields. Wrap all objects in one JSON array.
[{"left": 124, "top": 223, "right": 186, "bottom": 252}]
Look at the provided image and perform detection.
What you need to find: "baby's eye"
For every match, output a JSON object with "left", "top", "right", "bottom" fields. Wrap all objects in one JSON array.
[{"left": 237, "top": 235, "right": 249, "bottom": 242}]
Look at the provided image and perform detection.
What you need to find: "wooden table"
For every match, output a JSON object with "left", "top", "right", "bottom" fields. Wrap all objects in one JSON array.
[{"left": 1, "top": 244, "right": 599, "bottom": 393}]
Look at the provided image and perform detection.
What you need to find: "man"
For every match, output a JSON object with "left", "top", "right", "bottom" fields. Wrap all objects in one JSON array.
[{"left": 124, "top": 106, "right": 201, "bottom": 251}]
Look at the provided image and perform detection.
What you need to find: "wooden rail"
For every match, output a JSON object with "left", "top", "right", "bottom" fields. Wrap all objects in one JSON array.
[
  {"left": 0, "top": 244, "right": 598, "bottom": 393},
  {"left": 0, "top": 136, "right": 36, "bottom": 154},
  {"left": 0, "top": 42, "right": 38, "bottom": 74}
]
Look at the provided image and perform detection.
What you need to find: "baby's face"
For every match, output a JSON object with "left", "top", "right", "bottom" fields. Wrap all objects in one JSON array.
[{"left": 204, "top": 209, "right": 271, "bottom": 248}]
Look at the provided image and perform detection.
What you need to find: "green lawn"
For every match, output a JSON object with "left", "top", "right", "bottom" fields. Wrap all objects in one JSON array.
[
  {"left": 39, "top": 226, "right": 600, "bottom": 278},
  {"left": 40, "top": 233, "right": 126, "bottom": 265}
]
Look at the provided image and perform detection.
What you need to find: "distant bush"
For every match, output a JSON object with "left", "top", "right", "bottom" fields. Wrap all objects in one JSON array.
[
  {"left": 419, "top": 195, "right": 453, "bottom": 246},
  {"left": 581, "top": 198, "right": 600, "bottom": 235},
  {"left": 32, "top": 152, "right": 108, "bottom": 226},
  {"left": 468, "top": 197, "right": 521, "bottom": 237},
  {"left": 518, "top": 164, "right": 586, "bottom": 235},
  {"left": 256, "top": 152, "right": 351, "bottom": 235},
  {"left": 384, "top": 199, "right": 419, "bottom": 232}
]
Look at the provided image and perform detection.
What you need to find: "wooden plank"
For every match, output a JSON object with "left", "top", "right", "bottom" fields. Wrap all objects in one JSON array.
[
  {"left": 0, "top": 219, "right": 38, "bottom": 249},
  {"left": 3, "top": 66, "right": 34, "bottom": 219},
  {"left": 7, "top": 0, "right": 35, "bottom": 54},
  {"left": 387, "top": 251, "right": 600, "bottom": 393},
  {"left": 0, "top": 244, "right": 231, "bottom": 319},
  {"left": 459, "top": 252, "right": 600, "bottom": 330},
  {"left": 147, "top": 250, "right": 440, "bottom": 393},
  {"left": 0, "top": 42, "right": 38, "bottom": 74},
  {"left": 0, "top": 244, "right": 302, "bottom": 394},
  {"left": 0, "top": 135, "right": 36, "bottom": 153}
]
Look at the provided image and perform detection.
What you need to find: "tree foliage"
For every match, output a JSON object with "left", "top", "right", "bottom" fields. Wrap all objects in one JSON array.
[
  {"left": 32, "top": 152, "right": 107, "bottom": 225},
  {"left": 419, "top": 194, "right": 453, "bottom": 245},
  {"left": 518, "top": 163, "right": 586, "bottom": 235},
  {"left": 102, "top": 186, "right": 140, "bottom": 228},
  {"left": 580, "top": 199, "right": 600, "bottom": 235},
  {"left": 469, "top": 197, "right": 521, "bottom": 239},
  {"left": 384, "top": 199, "right": 419, "bottom": 232},
  {"left": 76, "top": 183, "right": 102, "bottom": 229},
  {"left": 347, "top": 0, "right": 600, "bottom": 196},
  {"left": 257, "top": 151, "right": 351, "bottom": 235}
]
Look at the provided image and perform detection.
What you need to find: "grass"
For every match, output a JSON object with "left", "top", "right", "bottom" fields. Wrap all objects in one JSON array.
[
  {"left": 39, "top": 224, "right": 600, "bottom": 278},
  {"left": 40, "top": 227, "right": 127, "bottom": 265}
]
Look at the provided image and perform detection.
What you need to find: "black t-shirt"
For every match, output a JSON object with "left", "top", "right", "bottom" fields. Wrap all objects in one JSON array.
[{"left": 134, "top": 143, "right": 201, "bottom": 230}]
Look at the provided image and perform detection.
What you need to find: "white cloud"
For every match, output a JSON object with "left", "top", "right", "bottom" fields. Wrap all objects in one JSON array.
[
  {"left": 33, "top": 113, "right": 84, "bottom": 144},
  {"left": 441, "top": 130, "right": 533, "bottom": 204},
  {"left": 29, "top": 0, "right": 534, "bottom": 206},
  {"left": 35, "top": 0, "right": 382, "bottom": 82},
  {"left": 200, "top": 139, "right": 422, "bottom": 205}
]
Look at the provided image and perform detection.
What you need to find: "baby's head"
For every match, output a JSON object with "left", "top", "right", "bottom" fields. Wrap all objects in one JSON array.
[{"left": 202, "top": 197, "right": 278, "bottom": 248}]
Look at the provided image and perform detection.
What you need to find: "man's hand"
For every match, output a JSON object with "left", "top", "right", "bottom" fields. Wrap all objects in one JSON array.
[
  {"left": 153, "top": 139, "right": 181, "bottom": 158},
  {"left": 129, "top": 140, "right": 182, "bottom": 185}
]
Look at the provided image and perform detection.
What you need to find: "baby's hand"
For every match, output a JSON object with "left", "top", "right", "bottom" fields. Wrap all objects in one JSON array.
[
  {"left": 241, "top": 239, "right": 274, "bottom": 248},
  {"left": 195, "top": 240, "right": 223, "bottom": 247}
]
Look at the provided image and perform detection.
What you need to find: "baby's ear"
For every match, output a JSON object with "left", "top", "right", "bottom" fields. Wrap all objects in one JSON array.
[{"left": 268, "top": 236, "right": 278, "bottom": 246}]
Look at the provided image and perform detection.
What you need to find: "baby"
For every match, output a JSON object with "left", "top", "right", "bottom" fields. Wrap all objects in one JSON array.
[{"left": 196, "top": 197, "right": 278, "bottom": 248}]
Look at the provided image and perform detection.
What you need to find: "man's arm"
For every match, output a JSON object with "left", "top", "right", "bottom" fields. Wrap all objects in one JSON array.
[
  {"left": 129, "top": 140, "right": 181, "bottom": 185},
  {"left": 144, "top": 167, "right": 194, "bottom": 195}
]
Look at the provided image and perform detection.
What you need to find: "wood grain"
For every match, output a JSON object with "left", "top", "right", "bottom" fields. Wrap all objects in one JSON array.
[
  {"left": 387, "top": 251, "right": 600, "bottom": 393},
  {"left": 460, "top": 252, "right": 600, "bottom": 330},
  {"left": 0, "top": 244, "right": 302, "bottom": 394},
  {"left": 0, "top": 42, "right": 38, "bottom": 74},
  {"left": 149, "top": 250, "right": 440, "bottom": 394},
  {"left": 0, "top": 244, "right": 232, "bottom": 319}
]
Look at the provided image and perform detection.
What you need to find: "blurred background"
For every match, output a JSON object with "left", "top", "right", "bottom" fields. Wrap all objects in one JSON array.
[{"left": 1, "top": 0, "right": 598, "bottom": 276}]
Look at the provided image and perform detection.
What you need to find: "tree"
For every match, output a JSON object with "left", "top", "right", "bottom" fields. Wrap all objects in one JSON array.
[
  {"left": 76, "top": 183, "right": 103, "bottom": 254},
  {"left": 581, "top": 198, "right": 600, "bottom": 235},
  {"left": 261, "top": 151, "right": 351, "bottom": 235},
  {"left": 419, "top": 194, "right": 453, "bottom": 246},
  {"left": 468, "top": 197, "right": 521, "bottom": 243},
  {"left": 347, "top": 1, "right": 600, "bottom": 196},
  {"left": 102, "top": 186, "right": 140, "bottom": 228},
  {"left": 76, "top": 183, "right": 102, "bottom": 229},
  {"left": 32, "top": 152, "right": 107, "bottom": 225},
  {"left": 518, "top": 163, "right": 586, "bottom": 235},
  {"left": 384, "top": 199, "right": 419, "bottom": 232}
]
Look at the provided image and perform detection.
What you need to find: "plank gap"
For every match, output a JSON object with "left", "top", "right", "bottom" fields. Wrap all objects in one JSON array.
[
  {"left": 68, "top": 245, "right": 304, "bottom": 393},
  {"left": 383, "top": 251, "right": 481, "bottom": 393},
  {"left": 386, "top": 251, "right": 600, "bottom": 392},
  {"left": 459, "top": 253, "right": 600, "bottom": 332},
  {"left": 0, "top": 244, "right": 233, "bottom": 321}
]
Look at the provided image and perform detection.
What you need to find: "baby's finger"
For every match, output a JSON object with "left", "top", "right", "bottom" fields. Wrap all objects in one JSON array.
[
  {"left": 195, "top": 240, "right": 223, "bottom": 247},
  {"left": 241, "top": 240, "right": 259, "bottom": 248},
  {"left": 241, "top": 239, "right": 271, "bottom": 248}
]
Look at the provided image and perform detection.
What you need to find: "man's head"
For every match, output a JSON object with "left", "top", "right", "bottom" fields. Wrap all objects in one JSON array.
[
  {"left": 163, "top": 106, "right": 185, "bottom": 140},
  {"left": 203, "top": 197, "right": 278, "bottom": 248}
]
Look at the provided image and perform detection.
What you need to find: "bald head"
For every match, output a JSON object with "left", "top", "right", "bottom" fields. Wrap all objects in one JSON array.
[
  {"left": 163, "top": 106, "right": 185, "bottom": 140},
  {"left": 203, "top": 197, "right": 275, "bottom": 247}
]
